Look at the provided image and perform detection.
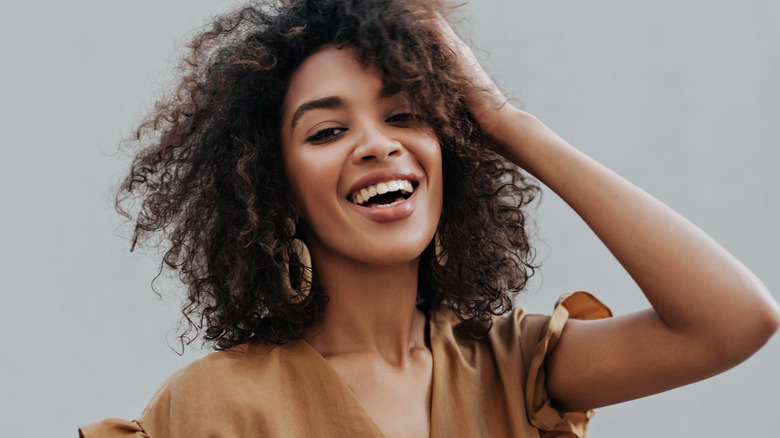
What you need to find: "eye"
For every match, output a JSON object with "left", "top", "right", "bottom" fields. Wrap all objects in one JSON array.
[
  {"left": 386, "top": 113, "right": 421, "bottom": 125},
  {"left": 306, "top": 127, "right": 347, "bottom": 144}
]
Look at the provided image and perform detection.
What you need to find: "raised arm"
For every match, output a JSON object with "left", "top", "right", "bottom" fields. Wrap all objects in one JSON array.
[{"left": 434, "top": 17, "right": 780, "bottom": 411}]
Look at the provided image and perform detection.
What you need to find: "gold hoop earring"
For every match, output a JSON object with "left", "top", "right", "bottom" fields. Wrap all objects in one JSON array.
[
  {"left": 282, "top": 218, "right": 312, "bottom": 303},
  {"left": 434, "top": 230, "right": 448, "bottom": 267}
]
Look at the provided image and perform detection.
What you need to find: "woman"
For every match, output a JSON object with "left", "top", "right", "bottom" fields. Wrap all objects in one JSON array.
[{"left": 80, "top": 0, "right": 779, "bottom": 436}]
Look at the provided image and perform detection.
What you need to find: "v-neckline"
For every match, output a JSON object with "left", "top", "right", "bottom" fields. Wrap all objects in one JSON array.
[{"left": 297, "top": 310, "right": 439, "bottom": 437}]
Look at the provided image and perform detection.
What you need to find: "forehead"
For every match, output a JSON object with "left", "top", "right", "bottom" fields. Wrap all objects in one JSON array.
[{"left": 281, "top": 46, "right": 383, "bottom": 119}]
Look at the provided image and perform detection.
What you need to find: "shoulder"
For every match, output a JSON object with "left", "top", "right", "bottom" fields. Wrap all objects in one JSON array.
[
  {"left": 137, "top": 341, "right": 308, "bottom": 437},
  {"left": 428, "top": 291, "right": 610, "bottom": 369},
  {"left": 163, "top": 342, "right": 279, "bottom": 388},
  {"left": 498, "top": 291, "right": 612, "bottom": 355},
  {"left": 79, "top": 342, "right": 295, "bottom": 438},
  {"left": 426, "top": 292, "right": 610, "bottom": 437},
  {"left": 147, "top": 340, "right": 306, "bottom": 405}
]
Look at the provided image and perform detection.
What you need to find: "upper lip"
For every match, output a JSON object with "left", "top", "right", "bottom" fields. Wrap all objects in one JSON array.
[{"left": 346, "top": 168, "right": 421, "bottom": 199}]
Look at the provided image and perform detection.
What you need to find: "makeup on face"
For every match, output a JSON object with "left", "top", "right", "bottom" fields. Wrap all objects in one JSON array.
[{"left": 279, "top": 45, "right": 443, "bottom": 267}]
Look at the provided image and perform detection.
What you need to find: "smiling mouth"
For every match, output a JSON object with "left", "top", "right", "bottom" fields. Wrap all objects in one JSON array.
[{"left": 349, "top": 179, "right": 416, "bottom": 207}]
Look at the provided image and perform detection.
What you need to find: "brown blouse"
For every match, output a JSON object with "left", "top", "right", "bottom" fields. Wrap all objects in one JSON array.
[{"left": 80, "top": 292, "right": 610, "bottom": 437}]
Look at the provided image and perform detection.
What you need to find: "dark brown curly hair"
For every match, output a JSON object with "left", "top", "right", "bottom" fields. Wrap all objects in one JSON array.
[{"left": 117, "top": 0, "right": 539, "bottom": 350}]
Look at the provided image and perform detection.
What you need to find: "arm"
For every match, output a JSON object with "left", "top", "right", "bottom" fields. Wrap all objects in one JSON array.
[{"left": 435, "top": 18, "right": 780, "bottom": 411}]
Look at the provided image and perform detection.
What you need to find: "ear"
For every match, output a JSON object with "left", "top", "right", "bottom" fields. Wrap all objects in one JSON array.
[
  {"left": 283, "top": 218, "right": 297, "bottom": 238},
  {"left": 283, "top": 193, "right": 300, "bottom": 220},
  {"left": 278, "top": 194, "right": 300, "bottom": 237}
]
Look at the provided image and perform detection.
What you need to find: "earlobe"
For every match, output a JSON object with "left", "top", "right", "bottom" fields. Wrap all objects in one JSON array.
[
  {"left": 283, "top": 217, "right": 298, "bottom": 238},
  {"left": 283, "top": 193, "right": 301, "bottom": 224},
  {"left": 434, "top": 230, "right": 447, "bottom": 266}
]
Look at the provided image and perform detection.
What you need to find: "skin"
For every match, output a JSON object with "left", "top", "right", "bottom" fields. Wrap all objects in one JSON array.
[
  {"left": 280, "top": 46, "right": 440, "bottom": 438},
  {"left": 429, "top": 16, "right": 780, "bottom": 411},
  {"left": 278, "top": 18, "right": 780, "bottom": 438}
]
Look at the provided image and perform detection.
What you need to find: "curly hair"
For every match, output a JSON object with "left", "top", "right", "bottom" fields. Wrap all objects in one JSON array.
[{"left": 117, "top": 0, "right": 539, "bottom": 350}]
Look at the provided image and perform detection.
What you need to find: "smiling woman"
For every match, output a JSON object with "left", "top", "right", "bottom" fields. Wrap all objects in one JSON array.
[
  {"left": 107, "top": 0, "right": 538, "bottom": 353},
  {"left": 79, "top": 0, "right": 779, "bottom": 437},
  {"left": 281, "top": 46, "right": 443, "bottom": 267}
]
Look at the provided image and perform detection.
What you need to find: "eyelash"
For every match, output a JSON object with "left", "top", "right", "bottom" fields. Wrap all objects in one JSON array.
[
  {"left": 306, "top": 127, "right": 346, "bottom": 143},
  {"left": 386, "top": 113, "right": 419, "bottom": 124},
  {"left": 304, "top": 113, "right": 421, "bottom": 144}
]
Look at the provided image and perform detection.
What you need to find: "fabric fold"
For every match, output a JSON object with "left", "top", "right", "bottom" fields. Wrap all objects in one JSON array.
[
  {"left": 525, "top": 292, "right": 612, "bottom": 437},
  {"left": 80, "top": 291, "right": 612, "bottom": 438},
  {"left": 79, "top": 418, "right": 149, "bottom": 438}
]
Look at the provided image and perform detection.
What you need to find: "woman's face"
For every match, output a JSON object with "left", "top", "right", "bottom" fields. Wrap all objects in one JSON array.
[{"left": 280, "top": 45, "right": 443, "bottom": 268}]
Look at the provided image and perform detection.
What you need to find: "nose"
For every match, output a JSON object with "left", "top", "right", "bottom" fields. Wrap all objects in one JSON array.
[{"left": 351, "top": 123, "right": 403, "bottom": 164}]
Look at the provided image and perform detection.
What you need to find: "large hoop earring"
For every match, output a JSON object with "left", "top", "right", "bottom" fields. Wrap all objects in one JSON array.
[
  {"left": 282, "top": 218, "right": 312, "bottom": 303},
  {"left": 434, "top": 230, "right": 448, "bottom": 267}
]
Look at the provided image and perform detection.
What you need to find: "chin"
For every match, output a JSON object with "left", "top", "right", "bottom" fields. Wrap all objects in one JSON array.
[{"left": 350, "top": 239, "right": 431, "bottom": 267}]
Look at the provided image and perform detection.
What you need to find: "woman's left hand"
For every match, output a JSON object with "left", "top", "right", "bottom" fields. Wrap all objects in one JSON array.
[
  {"left": 428, "top": 12, "right": 780, "bottom": 413},
  {"left": 428, "top": 15, "right": 517, "bottom": 139},
  {"left": 427, "top": 15, "right": 561, "bottom": 169}
]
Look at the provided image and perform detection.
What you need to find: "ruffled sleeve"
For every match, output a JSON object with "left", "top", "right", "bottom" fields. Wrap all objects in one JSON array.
[
  {"left": 524, "top": 292, "right": 612, "bottom": 437},
  {"left": 78, "top": 418, "right": 149, "bottom": 438}
]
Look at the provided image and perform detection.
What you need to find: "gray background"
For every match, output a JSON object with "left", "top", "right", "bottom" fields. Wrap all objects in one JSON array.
[{"left": 1, "top": 1, "right": 778, "bottom": 436}]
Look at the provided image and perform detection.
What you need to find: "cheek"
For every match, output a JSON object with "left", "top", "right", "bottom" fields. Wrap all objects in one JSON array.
[
  {"left": 284, "top": 151, "right": 343, "bottom": 220},
  {"left": 425, "top": 140, "right": 444, "bottom": 202},
  {"left": 432, "top": 150, "right": 445, "bottom": 224}
]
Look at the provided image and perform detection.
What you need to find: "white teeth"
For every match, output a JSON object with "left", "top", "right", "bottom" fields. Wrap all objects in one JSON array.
[
  {"left": 350, "top": 179, "right": 415, "bottom": 206},
  {"left": 375, "top": 198, "right": 405, "bottom": 208}
]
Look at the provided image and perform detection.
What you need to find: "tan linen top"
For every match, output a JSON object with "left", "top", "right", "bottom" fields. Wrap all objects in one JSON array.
[{"left": 80, "top": 292, "right": 610, "bottom": 438}]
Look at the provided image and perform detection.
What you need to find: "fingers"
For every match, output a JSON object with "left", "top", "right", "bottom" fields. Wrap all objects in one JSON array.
[{"left": 423, "top": 13, "right": 512, "bottom": 137}]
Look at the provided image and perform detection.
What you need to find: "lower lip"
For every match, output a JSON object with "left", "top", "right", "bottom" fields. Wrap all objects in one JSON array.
[{"left": 348, "top": 189, "right": 418, "bottom": 223}]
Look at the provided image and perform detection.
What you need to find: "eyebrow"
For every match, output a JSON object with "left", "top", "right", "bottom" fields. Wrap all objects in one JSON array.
[
  {"left": 289, "top": 85, "right": 403, "bottom": 130},
  {"left": 290, "top": 96, "right": 343, "bottom": 130}
]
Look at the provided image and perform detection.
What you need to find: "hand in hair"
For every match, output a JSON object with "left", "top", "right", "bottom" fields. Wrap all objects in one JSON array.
[
  {"left": 429, "top": 12, "right": 780, "bottom": 412},
  {"left": 428, "top": 14, "right": 512, "bottom": 143}
]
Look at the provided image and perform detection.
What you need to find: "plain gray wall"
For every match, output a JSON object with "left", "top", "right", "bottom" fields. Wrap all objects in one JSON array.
[{"left": 1, "top": 1, "right": 777, "bottom": 437}]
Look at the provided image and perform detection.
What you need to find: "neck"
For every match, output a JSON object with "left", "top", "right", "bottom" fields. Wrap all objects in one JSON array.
[{"left": 303, "top": 253, "right": 427, "bottom": 367}]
